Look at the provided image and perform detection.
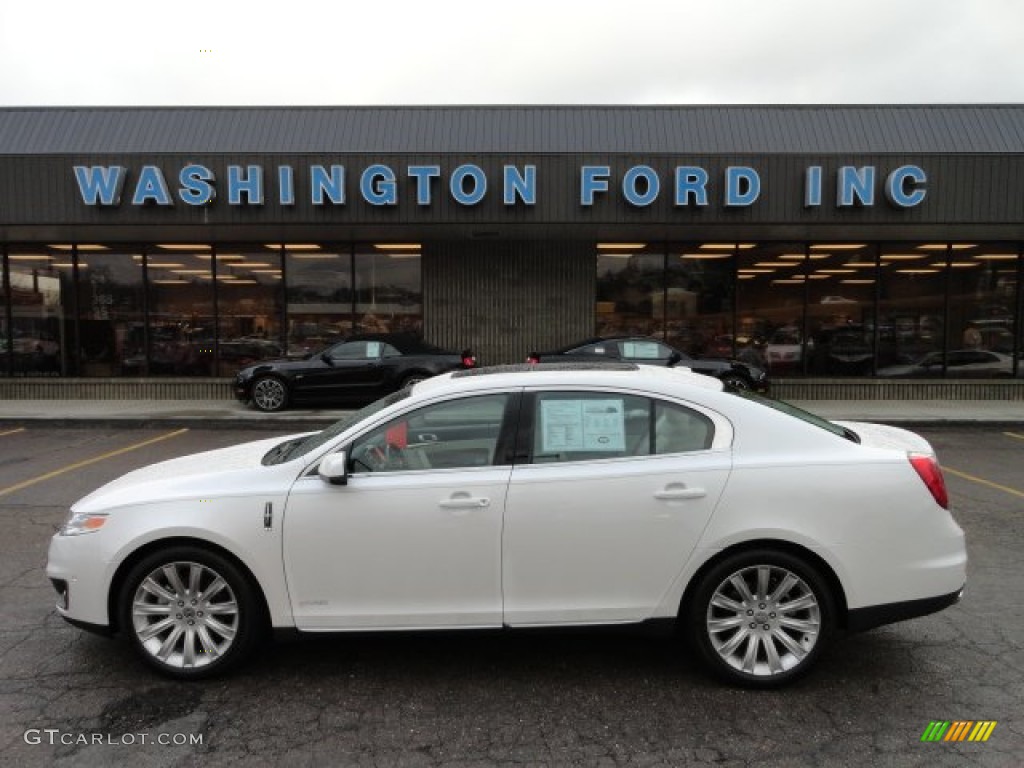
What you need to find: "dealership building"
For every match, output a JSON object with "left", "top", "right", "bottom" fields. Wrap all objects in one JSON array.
[{"left": 0, "top": 105, "right": 1022, "bottom": 397}]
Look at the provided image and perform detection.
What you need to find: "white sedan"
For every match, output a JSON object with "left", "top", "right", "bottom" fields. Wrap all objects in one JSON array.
[{"left": 47, "top": 364, "right": 966, "bottom": 687}]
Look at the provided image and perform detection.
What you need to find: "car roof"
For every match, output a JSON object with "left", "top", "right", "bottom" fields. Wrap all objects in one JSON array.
[
  {"left": 554, "top": 335, "right": 672, "bottom": 352},
  {"left": 344, "top": 333, "right": 449, "bottom": 354},
  {"left": 414, "top": 362, "right": 724, "bottom": 398}
]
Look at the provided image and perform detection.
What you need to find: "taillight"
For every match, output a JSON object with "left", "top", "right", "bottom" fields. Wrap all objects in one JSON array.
[
  {"left": 526, "top": 354, "right": 540, "bottom": 364},
  {"left": 461, "top": 354, "right": 476, "bottom": 368},
  {"left": 909, "top": 453, "right": 949, "bottom": 509}
]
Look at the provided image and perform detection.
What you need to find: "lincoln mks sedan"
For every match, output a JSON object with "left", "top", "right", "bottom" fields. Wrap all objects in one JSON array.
[{"left": 48, "top": 364, "right": 965, "bottom": 686}]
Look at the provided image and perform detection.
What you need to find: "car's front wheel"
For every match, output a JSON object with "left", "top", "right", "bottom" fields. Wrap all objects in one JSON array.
[
  {"left": 687, "top": 549, "right": 834, "bottom": 687},
  {"left": 118, "top": 546, "right": 264, "bottom": 679},
  {"left": 251, "top": 375, "right": 289, "bottom": 412}
]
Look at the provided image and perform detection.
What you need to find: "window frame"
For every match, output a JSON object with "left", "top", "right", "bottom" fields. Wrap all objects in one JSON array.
[
  {"left": 514, "top": 387, "right": 726, "bottom": 466},
  {"left": 343, "top": 391, "right": 523, "bottom": 476}
]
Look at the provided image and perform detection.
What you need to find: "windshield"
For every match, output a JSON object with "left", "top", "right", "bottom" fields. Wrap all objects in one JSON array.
[
  {"left": 731, "top": 390, "right": 860, "bottom": 443},
  {"left": 261, "top": 388, "right": 412, "bottom": 465}
]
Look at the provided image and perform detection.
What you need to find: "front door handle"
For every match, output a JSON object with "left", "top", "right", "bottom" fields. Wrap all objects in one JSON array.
[
  {"left": 654, "top": 484, "right": 706, "bottom": 501},
  {"left": 439, "top": 493, "right": 491, "bottom": 510}
]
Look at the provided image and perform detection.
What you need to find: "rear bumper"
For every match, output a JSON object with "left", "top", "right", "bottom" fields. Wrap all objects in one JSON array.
[{"left": 846, "top": 586, "right": 964, "bottom": 632}]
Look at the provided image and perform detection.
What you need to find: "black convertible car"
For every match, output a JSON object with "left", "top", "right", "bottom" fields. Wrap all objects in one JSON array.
[
  {"left": 527, "top": 336, "right": 769, "bottom": 392},
  {"left": 235, "top": 334, "right": 476, "bottom": 412}
]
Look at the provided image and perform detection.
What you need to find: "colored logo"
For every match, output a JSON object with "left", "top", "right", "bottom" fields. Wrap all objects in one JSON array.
[{"left": 921, "top": 721, "right": 997, "bottom": 742}]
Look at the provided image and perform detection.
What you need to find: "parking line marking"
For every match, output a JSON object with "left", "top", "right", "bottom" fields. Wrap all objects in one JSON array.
[
  {"left": 942, "top": 465, "right": 1024, "bottom": 500},
  {"left": 0, "top": 428, "right": 26, "bottom": 438},
  {"left": 1004, "top": 432, "right": 1024, "bottom": 441},
  {"left": 0, "top": 429, "right": 189, "bottom": 498}
]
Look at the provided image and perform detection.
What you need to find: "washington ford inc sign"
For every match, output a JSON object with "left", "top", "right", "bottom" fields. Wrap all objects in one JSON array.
[{"left": 72, "top": 162, "right": 928, "bottom": 210}]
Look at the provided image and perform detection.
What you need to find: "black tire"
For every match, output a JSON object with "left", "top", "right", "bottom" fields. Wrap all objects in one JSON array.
[
  {"left": 687, "top": 548, "right": 834, "bottom": 688},
  {"left": 251, "top": 375, "right": 289, "bottom": 412},
  {"left": 719, "top": 373, "right": 750, "bottom": 391},
  {"left": 400, "top": 372, "right": 430, "bottom": 389},
  {"left": 118, "top": 545, "right": 265, "bottom": 680}
]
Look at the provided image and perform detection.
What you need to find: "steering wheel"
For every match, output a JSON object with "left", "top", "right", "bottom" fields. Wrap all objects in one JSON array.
[{"left": 364, "top": 441, "right": 407, "bottom": 471}]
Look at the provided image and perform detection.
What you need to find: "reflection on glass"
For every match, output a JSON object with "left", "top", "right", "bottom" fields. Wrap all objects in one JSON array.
[
  {"left": 596, "top": 249, "right": 665, "bottom": 338},
  {"left": 668, "top": 248, "right": 733, "bottom": 357},
  {"left": 354, "top": 249, "right": 422, "bottom": 335},
  {"left": 948, "top": 244, "right": 1019, "bottom": 377},
  {"left": 216, "top": 247, "right": 284, "bottom": 375},
  {"left": 736, "top": 244, "right": 806, "bottom": 376},
  {"left": 804, "top": 244, "right": 877, "bottom": 376},
  {"left": 76, "top": 249, "right": 144, "bottom": 376},
  {"left": 875, "top": 243, "right": 947, "bottom": 377},
  {"left": 285, "top": 247, "right": 353, "bottom": 356},
  {"left": 7, "top": 248, "right": 67, "bottom": 375},
  {"left": 145, "top": 248, "right": 214, "bottom": 376}
]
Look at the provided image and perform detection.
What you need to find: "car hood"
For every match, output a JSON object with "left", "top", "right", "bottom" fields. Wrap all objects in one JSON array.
[
  {"left": 832, "top": 421, "right": 935, "bottom": 455},
  {"left": 72, "top": 433, "right": 309, "bottom": 513},
  {"left": 238, "top": 356, "right": 325, "bottom": 375}
]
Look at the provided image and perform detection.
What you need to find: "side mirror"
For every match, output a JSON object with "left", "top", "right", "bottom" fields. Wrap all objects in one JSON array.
[
  {"left": 318, "top": 452, "right": 349, "bottom": 485},
  {"left": 667, "top": 351, "right": 683, "bottom": 367},
  {"left": 320, "top": 352, "right": 334, "bottom": 366}
]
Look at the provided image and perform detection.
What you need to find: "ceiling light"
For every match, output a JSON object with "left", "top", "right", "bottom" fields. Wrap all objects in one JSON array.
[
  {"left": 680, "top": 253, "right": 732, "bottom": 259},
  {"left": 810, "top": 244, "right": 866, "bottom": 250},
  {"left": 881, "top": 254, "right": 927, "bottom": 260},
  {"left": 265, "top": 243, "right": 321, "bottom": 250},
  {"left": 841, "top": 279, "right": 876, "bottom": 284},
  {"left": 47, "top": 244, "right": 109, "bottom": 251},
  {"left": 9, "top": 254, "right": 54, "bottom": 261},
  {"left": 917, "top": 243, "right": 977, "bottom": 251},
  {"left": 971, "top": 253, "right": 1018, "bottom": 261},
  {"left": 700, "top": 243, "right": 755, "bottom": 250},
  {"left": 374, "top": 243, "right": 422, "bottom": 250},
  {"left": 156, "top": 244, "right": 211, "bottom": 251}
]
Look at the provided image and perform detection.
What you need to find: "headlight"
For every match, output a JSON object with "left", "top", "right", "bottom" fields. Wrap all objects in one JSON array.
[{"left": 59, "top": 511, "right": 108, "bottom": 536}]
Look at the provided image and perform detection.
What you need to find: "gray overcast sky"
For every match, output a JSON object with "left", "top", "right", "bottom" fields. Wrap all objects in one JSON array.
[{"left": 1, "top": 0, "right": 1022, "bottom": 106}]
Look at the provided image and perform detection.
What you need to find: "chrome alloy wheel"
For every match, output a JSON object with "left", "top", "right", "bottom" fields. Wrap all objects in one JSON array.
[
  {"left": 705, "top": 564, "right": 821, "bottom": 677},
  {"left": 252, "top": 377, "right": 287, "bottom": 412},
  {"left": 130, "top": 561, "right": 240, "bottom": 670}
]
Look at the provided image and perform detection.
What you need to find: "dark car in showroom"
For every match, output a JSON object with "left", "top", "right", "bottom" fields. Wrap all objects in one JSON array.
[
  {"left": 526, "top": 336, "right": 769, "bottom": 392},
  {"left": 236, "top": 334, "right": 476, "bottom": 412}
]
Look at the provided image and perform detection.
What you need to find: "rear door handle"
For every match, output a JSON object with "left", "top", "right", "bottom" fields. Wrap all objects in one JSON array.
[{"left": 654, "top": 484, "right": 706, "bottom": 501}]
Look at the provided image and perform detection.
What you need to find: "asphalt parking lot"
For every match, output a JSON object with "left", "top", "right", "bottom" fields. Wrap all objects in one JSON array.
[{"left": 1, "top": 425, "right": 1022, "bottom": 767}]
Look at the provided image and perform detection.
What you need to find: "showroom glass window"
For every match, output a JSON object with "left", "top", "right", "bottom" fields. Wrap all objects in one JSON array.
[
  {"left": 804, "top": 244, "right": 878, "bottom": 377},
  {"left": 666, "top": 245, "right": 735, "bottom": 357},
  {"left": 595, "top": 245, "right": 665, "bottom": 338},
  {"left": 354, "top": 246, "right": 422, "bottom": 335},
  {"left": 876, "top": 243, "right": 947, "bottom": 376},
  {"left": 215, "top": 245, "right": 284, "bottom": 376},
  {"left": 5, "top": 246, "right": 69, "bottom": 376},
  {"left": 947, "top": 244, "right": 1019, "bottom": 378},
  {"left": 735, "top": 243, "right": 806, "bottom": 377},
  {"left": 75, "top": 245, "right": 145, "bottom": 376},
  {"left": 145, "top": 245, "right": 215, "bottom": 376},
  {"left": 284, "top": 245, "right": 353, "bottom": 356}
]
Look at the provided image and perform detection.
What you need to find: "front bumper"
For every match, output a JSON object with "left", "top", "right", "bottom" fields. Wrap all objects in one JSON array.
[{"left": 46, "top": 532, "right": 113, "bottom": 630}]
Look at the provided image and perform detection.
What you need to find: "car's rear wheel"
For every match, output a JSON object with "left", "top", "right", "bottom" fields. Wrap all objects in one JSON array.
[
  {"left": 251, "top": 376, "right": 289, "bottom": 412},
  {"left": 119, "top": 546, "right": 263, "bottom": 679},
  {"left": 688, "top": 549, "right": 834, "bottom": 687},
  {"left": 400, "top": 372, "right": 430, "bottom": 389}
]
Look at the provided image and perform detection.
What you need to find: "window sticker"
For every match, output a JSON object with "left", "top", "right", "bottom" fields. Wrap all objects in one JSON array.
[
  {"left": 540, "top": 398, "right": 626, "bottom": 452},
  {"left": 622, "top": 341, "right": 660, "bottom": 359}
]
